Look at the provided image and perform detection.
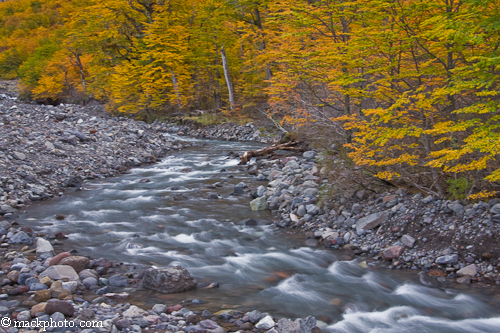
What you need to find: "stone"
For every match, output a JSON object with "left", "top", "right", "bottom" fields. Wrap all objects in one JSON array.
[
  {"left": 435, "top": 254, "right": 459, "bottom": 265},
  {"left": 199, "top": 320, "right": 220, "bottom": 330},
  {"left": 17, "top": 310, "right": 31, "bottom": 322},
  {"left": 456, "top": 276, "right": 471, "bottom": 284},
  {"left": 297, "top": 205, "right": 306, "bottom": 217},
  {"left": 490, "top": 203, "right": 500, "bottom": 214},
  {"left": 457, "top": 264, "right": 477, "bottom": 277},
  {"left": 7, "top": 271, "right": 20, "bottom": 282},
  {"left": 247, "top": 310, "right": 263, "bottom": 323},
  {"left": 30, "top": 283, "right": 49, "bottom": 292},
  {"left": 36, "top": 238, "right": 54, "bottom": 255},
  {"left": 123, "top": 305, "right": 147, "bottom": 317},
  {"left": 116, "top": 318, "right": 131, "bottom": 330},
  {"left": 381, "top": 246, "right": 405, "bottom": 260},
  {"left": 39, "top": 276, "right": 53, "bottom": 287},
  {"left": 82, "top": 277, "right": 98, "bottom": 289},
  {"left": 8, "top": 231, "right": 32, "bottom": 245},
  {"left": 422, "top": 195, "right": 434, "bottom": 204},
  {"left": 62, "top": 281, "right": 78, "bottom": 293},
  {"left": 50, "top": 280, "right": 71, "bottom": 299},
  {"left": 255, "top": 316, "right": 275, "bottom": 330},
  {"left": 33, "top": 290, "right": 51, "bottom": 303},
  {"left": 303, "top": 151, "right": 316, "bottom": 159},
  {"left": 39, "top": 265, "right": 79, "bottom": 282},
  {"left": 49, "top": 252, "right": 71, "bottom": 266},
  {"left": 45, "top": 300, "right": 74, "bottom": 317},
  {"left": 152, "top": 304, "right": 166, "bottom": 314},
  {"left": 142, "top": 266, "right": 197, "bottom": 294},
  {"left": 30, "top": 302, "right": 47, "bottom": 317},
  {"left": 451, "top": 203, "right": 464, "bottom": 215},
  {"left": 401, "top": 235, "right": 416, "bottom": 248},
  {"left": 108, "top": 274, "right": 128, "bottom": 287},
  {"left": 13, "top": 151, "right": 26, "bottom": 160},
  {"left": 276, "top": 316, "right": 316, "bottom": 333},
  {"left": 356, "top": 211, "right": 389, "bottom": 232},
  {"left": 250, "top": 196, "right": 268, "bottom": 211},
  {"left": 58, "top": 256, "right": 90, "bottom": 272}
]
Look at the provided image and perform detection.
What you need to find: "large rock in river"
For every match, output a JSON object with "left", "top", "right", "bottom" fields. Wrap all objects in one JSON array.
[
  {"left": 142, "top": 266, "right": 197, "bottom": 294},
  {"left": 250, "top": 196, "right": 268, "bottom": 211}
]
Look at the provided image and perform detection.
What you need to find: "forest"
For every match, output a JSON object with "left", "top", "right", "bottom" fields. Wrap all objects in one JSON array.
[{"left": 0, "top": 0, "right": 499, "bottom": 199}]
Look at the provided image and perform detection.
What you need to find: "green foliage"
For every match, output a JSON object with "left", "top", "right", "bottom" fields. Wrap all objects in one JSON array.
[{"left": 446, "top": 177, "right": 473, "bottom": 201}]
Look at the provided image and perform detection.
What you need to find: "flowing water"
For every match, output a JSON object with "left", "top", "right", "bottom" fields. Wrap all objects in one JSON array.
[{"left": 17, "top": 136, "right": 500, "bottom": 332}]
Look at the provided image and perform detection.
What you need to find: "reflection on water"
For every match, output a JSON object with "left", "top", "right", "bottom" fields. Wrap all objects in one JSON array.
[{"left": 18, "top": 137, "right": 500, "bottom": 332}]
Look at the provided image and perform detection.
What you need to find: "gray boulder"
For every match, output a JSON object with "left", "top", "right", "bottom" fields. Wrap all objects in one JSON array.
[
  {"left": 276, "top": 316, "right": 316, "bottom": 333},
  {"left": 356, "top": 211, "right": 389, "bottom": 232},
  {"left": 142, "top": 266, "right": 197, "bottom": 294},
  {"left": 250, "top": 196, "right": 268, "bottom": 211},
  {"left": 8, "top": 231, "right": 32, "bottom": 245}
]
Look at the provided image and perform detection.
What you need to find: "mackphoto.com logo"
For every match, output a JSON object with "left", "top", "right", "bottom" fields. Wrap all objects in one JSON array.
[{"left": 1, "top": 317, "right": 104, "bottom": 331}]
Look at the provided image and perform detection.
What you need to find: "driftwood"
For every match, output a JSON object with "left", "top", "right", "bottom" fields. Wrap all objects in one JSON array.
[{"left": 239, "top": 141, "right": 303, "bottom": 164}]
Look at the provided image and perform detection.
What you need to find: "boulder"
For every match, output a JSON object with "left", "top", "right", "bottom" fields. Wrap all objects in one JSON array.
[
  {"left": 31, "top": 302, "right": 47, "bottom": 317},
  {"left": 250, "top": 196, "right": 268, "bottom": 211},
  {"left": 49, "top": 252, "right": 71, "bottom": 266},
  {"left": 356, "top": 211, "right": 389, "bottom": 232},
  {"left": 123, "top": 305, "right": 148, "bottom": 318},
  {"left": 45, "top": 300, "right": 74, "bottom": 317},
  {"left": 381, "top": 246, "right": 405, "bottom": 260},
  {"left": 36, "top": 238, "right": 54, "bottom": 255},
  {"left": 58, "top": 256, "right": 90, "bottom": 272},
  {"left": 8, "top": 231, "right": 32, "bottom": 245},
  {"left": 50, "top": 280, "right": 71, "bottom": 299},
  {"left": 142, "top": 266, "right": 197, "bottom": 294},
  {"left": 435, "top": 254, "right": 459, "bottom": 265},
  {"left": 276, "top": 316, "right": 316, "bottom": 333},
  {"left": 255, "top": 316, "right": 275, "bottom": 330},
  {"left": 457, "top": 264, "right": 477, "bottom": 277},
  {"left": 33, "top": 290, "right": 51, "bottom": 303},
  {"left": 401, "top": 235, "right": 416, "bottom": 248},
  {"left": 39, "top": 265, "right": 79, "bottom": 282}
]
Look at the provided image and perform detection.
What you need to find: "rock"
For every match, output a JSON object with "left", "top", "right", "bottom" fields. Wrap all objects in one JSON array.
[
  {"left": 456, "top": 276, "right": 471, "bottom": 284},
  {"left": 30, "top": 283, "right": 49, "bottom": 291},
  {"left": 7, "top": 271, "right": 20, "bottom": 282},
  {"left": 50, "top": 280, "right": 71, "bottom": 299},
  {"left": 8, "top": 231, "right": 32, "bottom": 245},
  {"left": 305, "top": 239, "right": 319, "bottom": 247},
  {"left": 142, "top": 266, "right": 197, "bottom": 294},
  {"left": 303, "top": 151, "right": 316, "bottom": 159},
  {"left": 82, "top": 277, "right": 98, "bottom": 289},
  {"left": 276, "top": 316, "right": 316, "bottom": 333},
  {"left": 356, "top": 211, "right": 389, "bottom": 232},
  {"left": 435, "top": 254, "right": 459, "bottom": 265},
  {"left": 31, "top": 302, "right": 47, "bottom": 317},
  {"left": 108, "top": 274, "right": 128, "bottom": 287},
  {"left": 116, "top": 318, "right": 131, "bottom": 330},
  {"left": 49, "top": 252, "right": 72, "bottom": 266},
  {"left": 39, "top": 276, "right": 53, "bottom": 287},
  {"left": 123, "top": 305, "right": 148, "bottom": 317},
  {"left": 297, "top": 205, "right": 306, "bottom": 217},
  {"left": 247, "top": 310, "right": 263, "bottom": 324},
  {"left": 250, "top": 196, "right": 268, "bottom": 211},
  {"left": 39, "top": 265, "right": 79, "bottom": 282},
  {"left": 33, "top": 289, "right": 51, "bottom": 303},
  {"left": 62, "top": 281, "right": 78, "bottom": 293},
  {"left": 451, "top": 203, "right": 464, "bottom": 215},
  {"left": 422, "top": 195, "right": 434, "bottom": 204},
  {"left": 457, "top": 264, "right": 477, "bottom": 277},
  {"left": 58, "top": 256, "right": 90, "bottom": 272},
  {"left": 381, "top": 246, "right": 405, "bottom": 260},
  {"left": 13, "top": 151, "right": 26, "bottom": 160},
  {"left": 152, "top": 304, "right": 166, "bottom": 314},
  {"left": 255, "top": 316, "right": 275, "bottom": 330},
  {"left": 45, "top": 300, "right": 74, "bottom": 317},
  {"left": 36, "top": 237, "right": 54, "bottom": 255},
  {"left": 401, "top": 235, "right": 416, "bottom": 248},
  {"left": 207, "top": 193, "right": 219, "bottom": 199},
  {"left": 489, "top": 203, "right": 500, "bottom": 214}
]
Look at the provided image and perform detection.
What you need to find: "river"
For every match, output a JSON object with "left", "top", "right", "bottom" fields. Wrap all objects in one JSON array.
[{"left": 17, "top": 136, "right": 500, "bottom": 332}]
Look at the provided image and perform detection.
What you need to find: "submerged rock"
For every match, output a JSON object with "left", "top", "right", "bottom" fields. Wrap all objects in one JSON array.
[{"left": 142, "top": 266, "right": 197, "bottom": 294}]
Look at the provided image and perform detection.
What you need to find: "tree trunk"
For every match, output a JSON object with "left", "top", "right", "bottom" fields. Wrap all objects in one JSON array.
[
  {"left": 170, "top": 69, "right": 182, "bottom": 110},
  {"left": 239, "top": 141, "right": 303, "bottom": 164},
  {"left": 220, "top": 45, "right": 235, "bottom": 110}
]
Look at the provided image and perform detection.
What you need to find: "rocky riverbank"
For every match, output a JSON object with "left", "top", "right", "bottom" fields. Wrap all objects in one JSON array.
[
  {"left": 166, "top": 122, "right": 277, "bottom": 144},
  {"left": 244, "top": 151, "right": 500, "bottom": 286},
  {"left": 0, "top": 232, "right": 321, "bottom": 333},
  {"left": 0, "top": 91, "right": 196, "bottom": 216}
]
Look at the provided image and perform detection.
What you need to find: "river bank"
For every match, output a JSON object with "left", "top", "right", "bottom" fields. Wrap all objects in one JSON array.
[{"left": 244, "top": 151, "right": 500, "bottom": 286}]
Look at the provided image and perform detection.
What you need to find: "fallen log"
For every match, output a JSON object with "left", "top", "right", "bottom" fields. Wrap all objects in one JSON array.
[{"left": 239, "top": 141, "right": 303, "bottom": 164}]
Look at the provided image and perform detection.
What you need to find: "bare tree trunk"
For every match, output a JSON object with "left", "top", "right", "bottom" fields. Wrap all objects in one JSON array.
[
  {"left": 72, "top": 53, "right": 86, "bottom": 92},
  {"left": 170, "top": 69, "right": 182, "bottom": 110},
  {"left": 220, "top": 45, "right": 235, "bottom": 110},
  {"left": 240, "top": 141, "right": 303, "bottom": 164}
]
